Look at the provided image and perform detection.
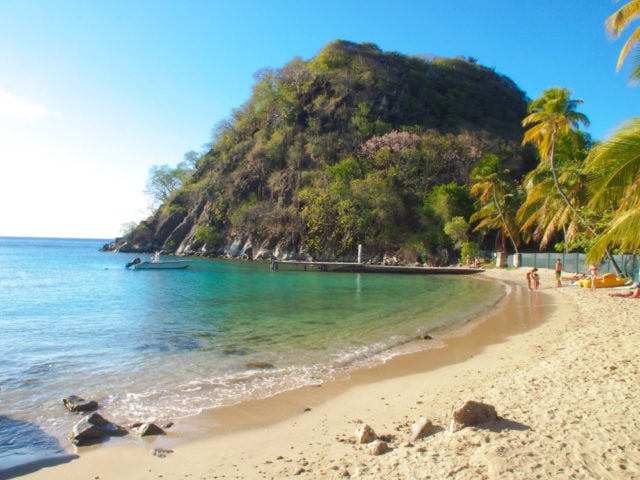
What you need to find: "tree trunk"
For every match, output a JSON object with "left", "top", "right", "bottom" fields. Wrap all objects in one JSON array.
[{"left": 492, "top": 188, "right": 518, "bottom": 254}]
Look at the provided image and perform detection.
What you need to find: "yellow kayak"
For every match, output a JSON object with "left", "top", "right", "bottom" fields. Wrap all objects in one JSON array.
[{"left": 577, "top": 273, "right": 629, "bottom": 288}]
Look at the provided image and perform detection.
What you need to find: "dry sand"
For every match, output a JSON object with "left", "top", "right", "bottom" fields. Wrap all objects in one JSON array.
[{"left": 9, "top": 267, "right": 640, "bottom": 479}]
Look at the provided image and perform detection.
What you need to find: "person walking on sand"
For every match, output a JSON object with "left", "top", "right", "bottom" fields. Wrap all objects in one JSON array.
[
  {"left": 555, "top": 259, "right": 563, "bottom": 287},
  {"left": 590, "top": 263, "right": 600, "bottom": 290},
  {"left": 525, "top": 267, "right": 537, "bottom": 290}
]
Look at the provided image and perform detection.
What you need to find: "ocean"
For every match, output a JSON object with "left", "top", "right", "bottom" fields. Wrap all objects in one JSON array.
[{"left": 0, "top": 236, "right": 504, "bottom": 471}]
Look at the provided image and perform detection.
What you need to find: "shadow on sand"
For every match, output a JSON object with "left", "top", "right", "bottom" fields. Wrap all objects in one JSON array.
[
  {"left": 0, "top": 416, "right": 78, "bottom": 480},
  {"left": 487, "top": 416, "right": 531, "bottom": 433}
]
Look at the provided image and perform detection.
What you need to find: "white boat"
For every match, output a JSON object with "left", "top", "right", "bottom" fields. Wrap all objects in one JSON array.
[
  {"left": 126, "top": 253, "right": 191, "bottom": 270},
  {"left": 133, "top": 259, "right": 191, "bottom": 270}
]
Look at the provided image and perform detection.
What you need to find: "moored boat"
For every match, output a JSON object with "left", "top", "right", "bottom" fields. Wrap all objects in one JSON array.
[
  {"left": 132, "top": 260, "right": 191, "bottom": 270},
  {"left": 125, "top": 253, "right": 191, "bottom": 270}
]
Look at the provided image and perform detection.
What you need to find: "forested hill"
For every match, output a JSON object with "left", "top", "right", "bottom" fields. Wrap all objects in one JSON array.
[{"left": 116, "top": 40, "right": 536, "bottom": 262}]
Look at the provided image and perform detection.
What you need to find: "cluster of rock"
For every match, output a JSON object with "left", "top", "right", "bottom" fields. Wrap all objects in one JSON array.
[
  {"left": 99, "top": 236, "right": 356, "bottom": 263},
  {"left": 63, "top": 395, "right": 168, "bottom": 447},
  {"left": 100, "top": 240, "right": 152, "bottom": 253},
  {"left": 354, "top": 400, "right": 497, "bottom": 456}
]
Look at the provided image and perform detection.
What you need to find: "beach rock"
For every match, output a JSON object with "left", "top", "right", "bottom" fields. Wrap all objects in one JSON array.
[
  {"left": 355, "top": 424, "right": 378, "bottom": 444},
  {"left": 69, "top": 412, "right": 128, "bottom": 446},
  {"left": 151, "top": 448, "right": 174, "bottom": 458},
  {"left": 246, "top": 361, "right": 274, "bottom": 369},
  {"left": 131, "top": 422, "right": 165, "bottom": 437},
  {"left": 368, "top": 439, "right": 390, "bottom": 455},
  {"left": 409, "top": 416, "right": 436, "bottom": 441},
  {"left": 63, "top": 395, "right": 98, "bottom": 413},
  {"left": 450, "top": 400, "right": 497, "bottom": 432}
]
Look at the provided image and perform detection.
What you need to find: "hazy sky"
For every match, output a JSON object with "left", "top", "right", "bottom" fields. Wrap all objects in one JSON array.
[{"left": 0, "top": 0, "right": 636, "bottom": 239}]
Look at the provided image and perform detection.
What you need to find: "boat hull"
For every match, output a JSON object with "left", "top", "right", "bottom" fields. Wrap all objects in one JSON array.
[{"left": 133, "top": 260, "right": 191, "bottom": 270}]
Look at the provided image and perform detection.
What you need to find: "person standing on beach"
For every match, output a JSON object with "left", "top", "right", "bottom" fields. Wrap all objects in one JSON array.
[
  {"left": 555, "top": 259, "right": 563, "bottom": 287},
  {"left": 525, "top": 267, "right": 537, "bottom": 290},
  {"left": 590, "top": 263, "right": 600, "bottom": 290},
  {"left": 532, "top": 270, "right": 540, "bottom": 289}
]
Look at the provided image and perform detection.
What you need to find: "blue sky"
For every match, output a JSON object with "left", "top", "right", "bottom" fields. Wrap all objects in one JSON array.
[{"left": 0, "top": 0, "right": 636, "bottom": 238}]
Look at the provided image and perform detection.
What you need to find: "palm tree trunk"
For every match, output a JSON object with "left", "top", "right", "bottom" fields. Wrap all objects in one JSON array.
[{"left": 492, "top": 188, "right": 518, "bottom": 254}]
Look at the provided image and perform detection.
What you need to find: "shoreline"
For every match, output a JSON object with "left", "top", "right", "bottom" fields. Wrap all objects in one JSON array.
[
  {"left": 8, "top": 267, "right": 640, "bottom": 479},
  {"left": 180, "top": 271, "right": 546, "bottom": 438}
]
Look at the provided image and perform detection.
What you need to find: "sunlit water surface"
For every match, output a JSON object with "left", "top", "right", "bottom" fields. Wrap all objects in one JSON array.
[{"left": 0, "top": 237, "right": 504, "bottom": 470}]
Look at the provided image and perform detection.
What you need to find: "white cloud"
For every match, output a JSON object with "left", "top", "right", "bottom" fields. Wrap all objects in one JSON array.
[{"left": 0, "top": 88, "right": 48, "bottom": 119}]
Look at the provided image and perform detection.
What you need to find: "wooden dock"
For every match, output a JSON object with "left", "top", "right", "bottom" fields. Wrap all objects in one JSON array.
[{"left": 274, "top": 260, "right": 483, "bottom": 275}]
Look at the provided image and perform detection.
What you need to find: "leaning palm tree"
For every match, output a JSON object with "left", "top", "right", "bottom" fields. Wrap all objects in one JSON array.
[
  {"left": 518, "top": 129, "right": 592, "bottom": 250},
  {"left": 517, "top": 165, "right": 582, "bottom": 250},
  {"left": 470, "top": 154, "right": 519, "bottom": 255},
  {"left": 522, "top": 88, "right": 623, "bottom": 274},
  {"left": 606, "top": 0, "right": 640, "bottom": 82},
  {"left": 522, "top": 88, "right": 590, "bottom": 220},
  {"left": 584, "top": 117, "right": 640, "bottom": 263}
]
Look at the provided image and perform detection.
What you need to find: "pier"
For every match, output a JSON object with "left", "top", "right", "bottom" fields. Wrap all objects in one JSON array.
[{"left": 274, "top": 260, "right": 483, "bottom": 275}]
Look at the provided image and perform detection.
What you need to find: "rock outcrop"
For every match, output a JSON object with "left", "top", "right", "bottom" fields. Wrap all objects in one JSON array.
[
  {"left": 355, "top": 424, "right": 378, "bottom": 444},
  {"left": 450, "top": 400, "right": 498, "bottom": 432},
  {"left": 409, "top": 416, "right": 437, "bottom": 441},
  {"left": 69, "top": 412, "right": 128, "bottom": 446},
  {"left": 62, "top": 395, "right": 98, "bottom": 413},
  {"left": 368, "top": 439, "right": 390, "bottom": 455},
  {"left": 131, "top": 422, "right": 165, "bottom": 437}
]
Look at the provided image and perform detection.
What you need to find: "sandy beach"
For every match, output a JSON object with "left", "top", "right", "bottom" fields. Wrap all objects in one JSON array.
[{"left": 9, "top": 266, "right": 640, "bottom": 480}]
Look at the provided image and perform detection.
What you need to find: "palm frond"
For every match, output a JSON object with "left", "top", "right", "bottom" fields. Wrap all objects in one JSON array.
[
  {"left": 587, "top": 208, "right": 640, "bottom": 262},
  {"left": 605, "top": 0, "right": 640, "bottom": 38},
  {"left": 586, "top": 117, "right": 640, "bottom": 210}
]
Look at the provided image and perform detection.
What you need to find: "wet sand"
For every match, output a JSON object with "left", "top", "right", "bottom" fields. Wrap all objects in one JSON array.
[{"left": 9, "top": 267, "right": 640, "bottom": 479}]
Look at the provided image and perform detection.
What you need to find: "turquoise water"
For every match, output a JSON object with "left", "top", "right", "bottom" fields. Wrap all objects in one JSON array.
[{"left": 0, "top": 237, "right": 504, "bottom": 470}]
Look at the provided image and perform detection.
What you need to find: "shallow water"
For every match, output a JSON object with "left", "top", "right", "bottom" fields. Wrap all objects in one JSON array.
[{"left": 0, "top": 237, "right": 503, "bottom": 470}]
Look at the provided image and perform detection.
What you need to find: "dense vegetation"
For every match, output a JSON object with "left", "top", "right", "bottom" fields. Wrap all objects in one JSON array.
[
  {"left": 119, "top": 40, "right": 535, "bottom": 263},
  {"left": 119, "top": 23, "right": 639, "bottom": 267}
]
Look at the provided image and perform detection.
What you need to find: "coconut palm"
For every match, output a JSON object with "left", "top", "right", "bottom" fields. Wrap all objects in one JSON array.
[
  {"left": 522, "top": 88, "right": 590, "bottom": 220},
  {"left": 518, "top": 129, "right": 592, "bottom": 250},
  {"left": 470, "top": 154, "right": 519, "bottom": 254},
  {"left": 517, "top": 166, "right": 580, "bottom": 250},
  {"left": 522, "top": 88, "right": 623, "bottom": 273},
  {"left": 584, "top": 117, "right": 640, "bottom": 263},
  {"left": 606, "top": 0, "right": 640, "bottom": 82}
]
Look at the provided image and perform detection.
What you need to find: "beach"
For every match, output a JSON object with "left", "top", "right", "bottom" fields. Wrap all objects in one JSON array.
[{"left": 10, "top": 266, "right": 640, "bottom": 479}]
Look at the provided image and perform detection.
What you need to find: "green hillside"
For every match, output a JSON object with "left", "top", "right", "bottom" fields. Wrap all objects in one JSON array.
[{"left": 119, "top": 40, "right": 535, "bottom": 262}]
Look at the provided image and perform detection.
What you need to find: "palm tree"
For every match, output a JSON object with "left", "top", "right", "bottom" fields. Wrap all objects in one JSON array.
[
  {"left": 584, "top": 117, "right": 640, "bottom": 263},
  {"left": 470, "top": 154, "right": 519, "bottom": 255},
  {"left": 517, "top": 165, "right": 581, "bottom": 250},
  {"left": 606, "top": 0, "right": 640, "bottom": 82},
  {"left": 522, "top": 88, "right": 623, "bottom": 274},
  {"left": 518, "top": 129, "right": 592, "bottom": 250},
  {"left": 522, "top": 88, "right": 590, "bottom": 219}
]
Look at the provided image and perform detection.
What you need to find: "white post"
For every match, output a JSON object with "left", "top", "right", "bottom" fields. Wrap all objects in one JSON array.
[{"left": 357, "top": 244, "right": 362, "bottom": 264}]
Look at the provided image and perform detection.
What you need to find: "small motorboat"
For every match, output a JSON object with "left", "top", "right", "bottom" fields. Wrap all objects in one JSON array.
[{"left": 125, "top": 253, "right": 191, "bottom": 270}]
